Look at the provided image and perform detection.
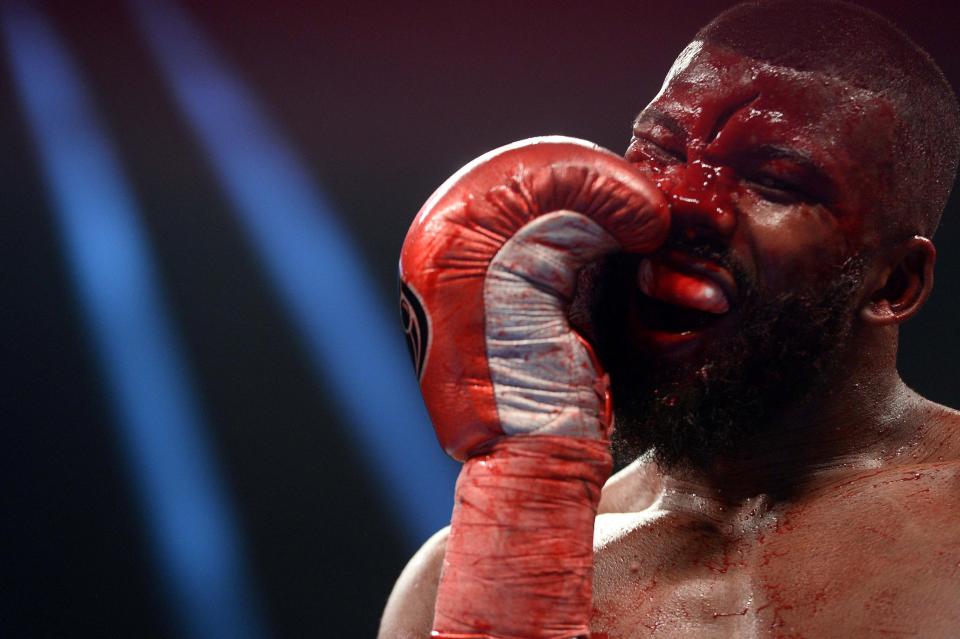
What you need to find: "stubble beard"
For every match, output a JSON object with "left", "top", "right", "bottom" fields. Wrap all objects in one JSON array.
[{"left": 588, "top": 253, "right": 866, "bottom": 473}]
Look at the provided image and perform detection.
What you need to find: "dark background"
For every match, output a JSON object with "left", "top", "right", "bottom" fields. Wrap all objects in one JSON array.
[{"left": 3, "top": 1, "right": 958, "bottom": 637}]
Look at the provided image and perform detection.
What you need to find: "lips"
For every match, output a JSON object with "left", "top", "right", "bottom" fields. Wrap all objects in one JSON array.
[
  {"left": 639, "top": 258, "right": 730, "bottom": 314},
  {"left": 634, "top": 251, "right": 738, "bottom": 336}
]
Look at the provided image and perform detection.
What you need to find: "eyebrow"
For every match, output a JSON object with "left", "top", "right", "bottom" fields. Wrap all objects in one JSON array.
[{"left": 633, "top": 107, "right": 688, "bottom": 141}]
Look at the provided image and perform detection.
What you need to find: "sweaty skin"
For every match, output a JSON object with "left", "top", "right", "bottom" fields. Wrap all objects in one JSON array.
[{"left": 380, "top": 41, "right": 960, "bottom": 639}]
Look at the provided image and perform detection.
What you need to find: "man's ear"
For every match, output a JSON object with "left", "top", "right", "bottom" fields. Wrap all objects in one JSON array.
[{"left": 861, "top": 236, "right": 936, "bottom": 325}]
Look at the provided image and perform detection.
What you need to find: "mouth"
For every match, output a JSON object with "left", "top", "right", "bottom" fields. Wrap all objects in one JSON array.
[{"left": 631, "top": 251, "right": 738, "bottom": 349}]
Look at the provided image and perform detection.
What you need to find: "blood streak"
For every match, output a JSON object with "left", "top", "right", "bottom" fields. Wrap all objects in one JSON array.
[{"left": 713, "top": 607, "right": 749, "bottom": 619}]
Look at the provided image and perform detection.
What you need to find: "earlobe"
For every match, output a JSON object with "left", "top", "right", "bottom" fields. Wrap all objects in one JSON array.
[{"left": 861, "top": 236, "right": 936, "bottom": 325}]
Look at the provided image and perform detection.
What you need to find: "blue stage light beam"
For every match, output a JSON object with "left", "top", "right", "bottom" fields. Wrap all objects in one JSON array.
[
  {"left": 130, "top": 0, "right": 458, "bottom": 549},
  {"left": 1, "top": 6, "right": 267, "bottom": 639}
]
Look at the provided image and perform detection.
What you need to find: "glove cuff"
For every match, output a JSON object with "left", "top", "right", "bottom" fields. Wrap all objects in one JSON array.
[{"left": 432, "top": 436, "right": 612, "bottom": 639}]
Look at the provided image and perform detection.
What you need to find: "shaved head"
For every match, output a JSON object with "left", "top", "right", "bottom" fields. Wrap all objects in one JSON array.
[{"left": 698, "top": 0, "right": 960, "bottom": 239}]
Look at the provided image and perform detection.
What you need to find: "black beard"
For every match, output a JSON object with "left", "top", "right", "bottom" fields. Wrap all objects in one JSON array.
[{"left": 585, "top": 252, "right": 865, "bottom": 473}]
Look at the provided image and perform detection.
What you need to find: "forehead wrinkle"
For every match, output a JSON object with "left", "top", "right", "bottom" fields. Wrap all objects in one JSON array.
[{"left": 705, "top": 92, "right": 761, "bottom": 145}]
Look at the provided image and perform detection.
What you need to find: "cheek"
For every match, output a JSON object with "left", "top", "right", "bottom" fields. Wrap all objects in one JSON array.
[{"left": 740, "top": 197, "right": 849, "bottom": 290}]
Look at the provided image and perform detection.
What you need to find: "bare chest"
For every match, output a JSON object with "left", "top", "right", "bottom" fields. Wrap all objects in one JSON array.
[{"left": 590, "top": 468, "right": 960, "bottom": 638}]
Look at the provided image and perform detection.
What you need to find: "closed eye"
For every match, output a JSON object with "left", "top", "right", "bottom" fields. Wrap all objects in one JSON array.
[
  {"left": 745, "top": 176, "right": 813, "bottom": 204},
  {"left": 745, "top": 174, "right": 815, "bottom": 204},
  {"left": 736, "top": 148, "right": 835, "bottom": 206}
]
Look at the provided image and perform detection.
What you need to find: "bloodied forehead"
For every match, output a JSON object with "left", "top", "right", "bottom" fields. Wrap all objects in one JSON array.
[{"left": 640, "top": 40, "right": 899, "bottom": 218}]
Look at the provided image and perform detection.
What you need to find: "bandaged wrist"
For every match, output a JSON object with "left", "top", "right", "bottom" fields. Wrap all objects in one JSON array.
[{"left": 432, "top": 435, "right": 612, "bottom": 639}]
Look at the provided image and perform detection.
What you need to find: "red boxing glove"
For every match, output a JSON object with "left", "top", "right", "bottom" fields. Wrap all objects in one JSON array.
[{"left": 399, "top": 137, "right": 669, "bottom": 639}]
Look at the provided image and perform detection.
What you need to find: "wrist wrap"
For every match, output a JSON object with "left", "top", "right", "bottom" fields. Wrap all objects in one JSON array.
[{"left": 432, "top": 436, "right": 612, "bottom": 639}]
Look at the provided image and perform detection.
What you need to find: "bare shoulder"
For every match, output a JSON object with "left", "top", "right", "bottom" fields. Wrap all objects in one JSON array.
[
  {"left": 597, "top": 455, "right": 663, "bottom": 514},
  {"left": 826, "top": 398, "right": 960, "bottom": 519},
  {"left": 831, "top": 395, "right": 960, "bottom": 517},
  {"left": 378, "top": 527, "right": 448, "bottom": 639},
  {"left": 814, "top": 456, "right": 960, "bottom": 537}
]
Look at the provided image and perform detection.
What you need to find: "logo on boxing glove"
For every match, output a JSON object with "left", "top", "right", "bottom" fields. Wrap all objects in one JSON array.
[{"left": 399, "top": 279, "right": 430, "bottom": 381}]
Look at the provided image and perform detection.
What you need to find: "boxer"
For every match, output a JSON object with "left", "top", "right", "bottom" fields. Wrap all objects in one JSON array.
[{"left": 381, "top": 1, "right": 960, "bottom": 637}]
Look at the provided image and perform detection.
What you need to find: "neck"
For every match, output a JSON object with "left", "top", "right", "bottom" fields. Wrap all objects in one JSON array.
[{"left": 657, "top": 327, "right": 928, "bottom": 511}]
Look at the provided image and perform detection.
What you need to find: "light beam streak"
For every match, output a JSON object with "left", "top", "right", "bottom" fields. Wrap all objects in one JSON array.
[
  {"left": 2, "top": 6, "right": 267, "bottom": 638},
  {"left": 130, "top": 0, "right": 457, "bottom": 549}
]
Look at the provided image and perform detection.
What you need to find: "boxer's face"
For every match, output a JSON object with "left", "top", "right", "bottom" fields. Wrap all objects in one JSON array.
[
  {"left": 598, "top": 42, "right": 901, "bottom": 467},
  {"left": 625, "top": 41, "right": 898, "bottom": 356}
]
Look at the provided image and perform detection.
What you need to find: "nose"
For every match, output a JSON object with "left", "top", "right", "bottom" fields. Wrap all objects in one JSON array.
[{"left": 656, "top": 159, "right": 738, "bottom": 243}]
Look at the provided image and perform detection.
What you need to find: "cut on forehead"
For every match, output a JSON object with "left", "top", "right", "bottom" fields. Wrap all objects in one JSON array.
[{"left": 694, "top": 0, "right": 960, "bottom": 239}]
